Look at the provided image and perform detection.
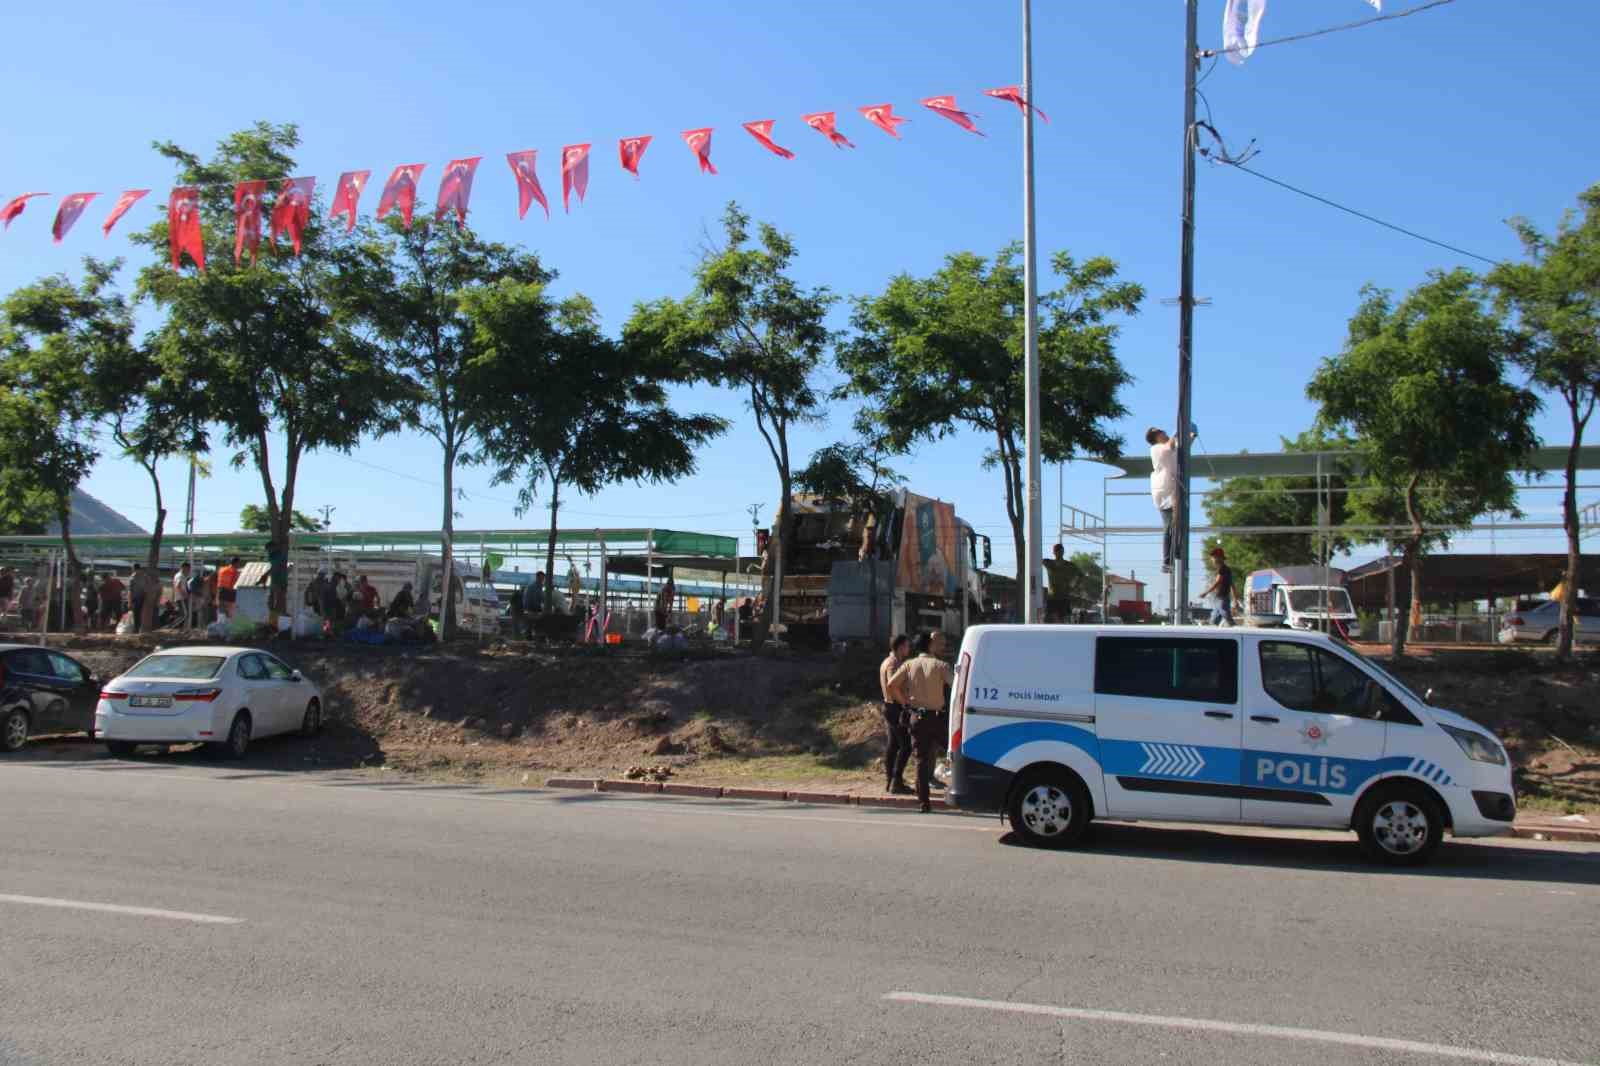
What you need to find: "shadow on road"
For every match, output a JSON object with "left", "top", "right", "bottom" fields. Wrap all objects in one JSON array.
[
  {"left": 999, "top": 822, "right": 1600, "bottom": 887},
  {"left": 5, "top": 730, "right": 385, "bottom": 774}
]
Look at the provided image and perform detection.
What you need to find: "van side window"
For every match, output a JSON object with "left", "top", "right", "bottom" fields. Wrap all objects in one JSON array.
[
  {"left": 1261, "top": 641, "right": 1384, "bottom": 720},
  {"left": 1094, "top": 638, "right": 1238, "bottom": 704}
]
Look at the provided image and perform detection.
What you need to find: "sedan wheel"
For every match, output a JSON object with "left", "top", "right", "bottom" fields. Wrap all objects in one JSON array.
[
  {"left": 220, "top": 714, "right": 251, "bottom": 760},
  {"left": 2, "top": 708, "right": 28, "bottom": 753}
]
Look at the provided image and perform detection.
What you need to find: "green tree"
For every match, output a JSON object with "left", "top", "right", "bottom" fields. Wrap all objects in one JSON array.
[
  {"left": 794, "top": 416, "right": 905, "bottom": 516},
  {"left": 838, "top": 244, "right": 1140, "bottom": 583},
  {"left": 1200, "top": 430, "right": 1355, "bottom": 580},
  {"left": 1308, "top": 271, "right": 1541, "bottom": 657},
  {"left": 471, "top": 285, "right": 726, "bottom": 612},
  {"left": 239, "top": 505, "right": 323, "bottom": 534},
  {"left": 623, "top": 203, "right": 834, "bottom": 629},
  {"left": 1488, "top": 184, "right": 1600, "bottom": 661},
  {"left": 338, "top": 216, "right": 550, "bottom": 637},
  {"left": 133, "top": 122, "right": 403, "bottom": 613}
]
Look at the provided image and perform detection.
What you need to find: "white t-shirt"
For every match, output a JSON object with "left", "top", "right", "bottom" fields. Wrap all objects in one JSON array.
[{"left": 1150, "top": 440, "right": 1177, "bottom": 510}]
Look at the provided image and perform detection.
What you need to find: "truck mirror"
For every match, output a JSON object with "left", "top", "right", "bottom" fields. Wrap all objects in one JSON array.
[{"left": 982, "top": 536, "right": 992, "bottom": 569}]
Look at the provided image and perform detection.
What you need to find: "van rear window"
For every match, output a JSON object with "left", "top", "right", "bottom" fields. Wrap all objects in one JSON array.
[{"left": 1094, "top": 637, "right": 1237, "bottom": 704}]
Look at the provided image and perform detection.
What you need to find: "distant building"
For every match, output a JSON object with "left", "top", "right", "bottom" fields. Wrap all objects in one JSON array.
[{"left": 1105, "top": 572, "right": 1152, "bottom": 622}]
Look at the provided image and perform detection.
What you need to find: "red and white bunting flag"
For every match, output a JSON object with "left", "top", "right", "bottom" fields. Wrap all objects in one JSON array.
[
  {"left": 269, "top": 176, "right": 315, "bottom": 254},
  {"left": 329, "top": 170, "right": 371, "bottom": 233},
  {"left": 234, "top": 180, "right": 267, "bottom": 265},
  {"left": 168, "top": 187, "right": 205, "bottom": 273},
  {"left": 922, "top": 95, "right": 984, "bottom": 136},
  {"left": 1, "top": 192, "right": 47, "bottom": 230},
  {"left": 377, "top": 164, "right": 426, "bottom": 228},
  {"left": 51, "top": 192, "right": 98, "bottom": 243},
  {"left": 435, "top": 156, "right": 481, "bottom": 226},
  {"left": 561, "top": 143, "right": 591, "bottom": 213},
  {"left": 802, "top": 111, "right": 854, "bottom": 149},
  {"left": 983, "top": 85, "right": 1049, "bottom": 123},
  {"left": 619, "top": 135, "right": 652, "bottom": 179},
  {"left": 681, "top": 128, "right": 717, "bottom": 175},
  {"left": 859, "top": 103, "right": 909, "bottom": 139},
  {"left": 505, "top": 150, "right": 549, "bottom": 220},
  {"left": 742, "top": 120, "right": 795, "bottom": 160},
  {"left": 102, "top": 189, "right": 150, "bottom": 237}
]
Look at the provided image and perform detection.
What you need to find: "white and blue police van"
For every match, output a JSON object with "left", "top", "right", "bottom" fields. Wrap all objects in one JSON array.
[{"left": 946, "top": 625, "right": 1516, "bottom": 865}]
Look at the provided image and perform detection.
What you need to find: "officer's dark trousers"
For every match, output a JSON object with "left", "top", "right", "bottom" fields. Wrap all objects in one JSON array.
[
  {"left": 882, "top": 702, "right": 910, "bottom": 787},
  {"left": 909, "top": 709, "right": 943, "bottom": 808}
]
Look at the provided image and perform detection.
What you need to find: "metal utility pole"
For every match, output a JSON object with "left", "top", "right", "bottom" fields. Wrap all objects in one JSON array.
[
  {"left": 1174, "top": 0, "right": 1199, "bottom": 624},
  {"left": 184, "top": 457, "right": 198, "bottom": 566},
  {"left": 1021, "top": 0, "right": 1044, "bottom": 624}
]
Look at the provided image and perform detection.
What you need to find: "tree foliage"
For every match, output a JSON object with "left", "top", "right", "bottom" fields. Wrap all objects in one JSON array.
[
  {"left": 473, "top": 284, "right": 727, "bottom": 611},
  {"left": 794, "top": 416, "right": 905, "bottom": 516},
  {"left": 1488, "top": 184, "right": 1600, "bottom": 660},
  {"left": 1200, "top": 430, "right": 1355, "bottom": 580},
  {"left": 623, "top": 202, "right": 833, "bottom": 628},
  {"left": 838, "top": 244, "right": 1140, "bottom": 583},
  {"left": 132, "top": 122, "right": 404, "bottom": 612},
  {"left": 1308, "top": 270, "right": 1540, "bottom": 656},
  {"left": 239, "top": 505, "right": 323, "bottom": 534}
]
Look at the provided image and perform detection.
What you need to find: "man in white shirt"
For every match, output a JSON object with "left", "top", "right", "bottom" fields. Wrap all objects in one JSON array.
[{"left": 1146, "top": 427, "right": 1188, "bottom": 574}]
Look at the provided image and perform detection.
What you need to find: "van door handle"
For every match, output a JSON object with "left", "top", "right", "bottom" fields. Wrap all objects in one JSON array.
[
  {"left": 1203, "top": 710, "right": 1234, "bottom": 720},
  {"left": 1250, "top": 715, "right": 1280, "bottom": 724}
]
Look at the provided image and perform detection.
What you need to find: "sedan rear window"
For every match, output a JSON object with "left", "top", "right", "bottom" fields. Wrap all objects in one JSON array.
[{"left": 124, "top": 655, "right": 226, "bottom": 680}]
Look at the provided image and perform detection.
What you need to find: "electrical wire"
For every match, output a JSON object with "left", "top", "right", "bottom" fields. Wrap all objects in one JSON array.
[
  {"left": 1213, "top": 161, "right": 1503, "bottom": 266},
  {"left": 1201, "top": 0, "right": 1458, "bottom": 59}
]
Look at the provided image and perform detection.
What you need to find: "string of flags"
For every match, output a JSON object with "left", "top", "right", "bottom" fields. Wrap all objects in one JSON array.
[{"left": 0, "top": 86, "right": 1046, "bottom": 273}]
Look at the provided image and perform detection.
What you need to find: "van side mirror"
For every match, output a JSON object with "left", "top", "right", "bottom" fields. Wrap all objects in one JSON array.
[
  {"left": 291, "top": 670, "right": 303, "bottom": 682},
  {"left": 1423, "top": 687, "right": 1434, "bottom": 705}
]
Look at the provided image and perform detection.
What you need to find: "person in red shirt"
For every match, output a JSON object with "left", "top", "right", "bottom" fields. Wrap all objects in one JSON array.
[
  {"left": 357, "top": 575, "right": 380, "bottom": 617},
  {"left": 98, "top": 573, "right": 126, "bottom": 630}
]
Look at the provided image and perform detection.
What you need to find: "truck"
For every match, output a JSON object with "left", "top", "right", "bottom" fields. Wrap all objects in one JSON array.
[
  {"left": 758, "top": 489, "right": 991, "bottom": 645},
  {"left": 1244, "top": 565, "right": 1357, "bottom": 634}
]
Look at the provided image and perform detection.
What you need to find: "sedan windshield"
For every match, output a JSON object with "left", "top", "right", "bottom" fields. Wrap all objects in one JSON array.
[{"left": 124, "top": 654, "right": 225, "bottom": 680}]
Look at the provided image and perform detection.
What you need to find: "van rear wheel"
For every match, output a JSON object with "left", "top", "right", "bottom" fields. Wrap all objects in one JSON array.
[{"left": 1008, "top": 767, "right": 1091, "bottom": 849}]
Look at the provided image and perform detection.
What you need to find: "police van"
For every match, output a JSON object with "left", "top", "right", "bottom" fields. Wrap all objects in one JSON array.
[{"left": 946, "top": 625, "right": 1516, "bottom": 865}]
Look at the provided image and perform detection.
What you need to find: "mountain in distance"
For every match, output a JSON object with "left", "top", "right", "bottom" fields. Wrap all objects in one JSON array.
[{"left": 43, "top": 490, "right": 148, "bottom": 536}]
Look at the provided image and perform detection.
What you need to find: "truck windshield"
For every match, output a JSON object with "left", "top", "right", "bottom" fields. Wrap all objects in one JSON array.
[{"left": 1287, "top": 589, "right": 1354, "bottom": 615}]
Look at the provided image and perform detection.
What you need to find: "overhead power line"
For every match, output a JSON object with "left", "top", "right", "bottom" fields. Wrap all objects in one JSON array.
[
  {"left": 1201, "top": 0, "right": 1458, "bottom": 59},
  {"left": 1214, "top": 162, "right": 1503, "bottom": 266}
]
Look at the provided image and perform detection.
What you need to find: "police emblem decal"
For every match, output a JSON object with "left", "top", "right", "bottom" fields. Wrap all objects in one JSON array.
[{"left": 1300, "top": 719, "right": 1330, "bottom": 749}]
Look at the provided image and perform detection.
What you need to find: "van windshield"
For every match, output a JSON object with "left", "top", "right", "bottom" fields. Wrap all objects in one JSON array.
[
  {"left": 1287, "top": 589, "right": 1354, "bottom": 615},
  {"left": 125, "top": 655, "right": 225, "bottom": 680}
]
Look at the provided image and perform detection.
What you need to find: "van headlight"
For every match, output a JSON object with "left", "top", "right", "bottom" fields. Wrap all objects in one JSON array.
[{"left": 1439, "top": 724, "right": 1506, "bottom": 765}]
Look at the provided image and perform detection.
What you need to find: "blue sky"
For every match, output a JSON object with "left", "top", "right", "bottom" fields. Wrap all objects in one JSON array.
[{"left": 2, "top": 0, "right": 1595, "bottom": 605}]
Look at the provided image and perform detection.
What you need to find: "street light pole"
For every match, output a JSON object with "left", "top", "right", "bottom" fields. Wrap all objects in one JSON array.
[
  {"left": 1021, "top": 0, "right": 1043, "bottom": 625},
  {"left": 1174, "top": 0, "right": 1199, "bottom": 624}
]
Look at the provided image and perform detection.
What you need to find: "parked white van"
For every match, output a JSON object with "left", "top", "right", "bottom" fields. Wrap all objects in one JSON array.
[{"left": 947, "top": 625, "right": 1516, "bottom": 865}]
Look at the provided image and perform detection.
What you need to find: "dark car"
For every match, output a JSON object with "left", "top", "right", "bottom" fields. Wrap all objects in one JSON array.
[{"left": 0, "top": 643, "right": 101, "bottom": 752}]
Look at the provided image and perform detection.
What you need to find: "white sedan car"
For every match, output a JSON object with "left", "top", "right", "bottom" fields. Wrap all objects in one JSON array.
[{"left": 96, "top": 646, "right": 325, "bottom": 759}]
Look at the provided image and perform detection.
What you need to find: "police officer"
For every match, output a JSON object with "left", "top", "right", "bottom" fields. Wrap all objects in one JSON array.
[
  {"left": 887, "top": 631, "right": 954, "bottom": 813},
  {"left": 878, "top": 634, "right": 913, "bottom": 795}
]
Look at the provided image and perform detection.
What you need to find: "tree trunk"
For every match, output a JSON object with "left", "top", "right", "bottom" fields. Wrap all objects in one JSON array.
[
  {"left": 771, "top": 472, "right": 790, "bottom": 631},
  {"left": 1556, "top": 405, "right": 1587, "bottom": 662},
  {"left": 1393, "top": 474, "right": 1424, "bottom": 659},
  {"left": 996, "top": 426, "right": 1027, "bottom": 608},
  {"left": 544, "top": 471, "right": 561, "bottom": 616},
  {"left": 53, "top": 494, "right": 82, "bottom": 630},
  {"left": 440, "top": 442, "right": 457, "bottom": 640},
  {"left": 141, "top": 459, "right": 166, "bottom": 633}
]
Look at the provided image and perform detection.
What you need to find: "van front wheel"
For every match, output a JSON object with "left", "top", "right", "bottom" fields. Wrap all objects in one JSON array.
[{"left": 1008, "top": 767, "right": 1090, "bottom": 849}]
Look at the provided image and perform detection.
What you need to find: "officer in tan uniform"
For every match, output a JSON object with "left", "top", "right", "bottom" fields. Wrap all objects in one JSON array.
[{"left": 887, "top": 631, "right": 954, "bottom": 813}]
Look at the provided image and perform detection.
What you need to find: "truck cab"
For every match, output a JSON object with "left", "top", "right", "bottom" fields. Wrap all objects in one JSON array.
[{"left": 1245, "top": 566, "right": 1357, "bottom": 634}]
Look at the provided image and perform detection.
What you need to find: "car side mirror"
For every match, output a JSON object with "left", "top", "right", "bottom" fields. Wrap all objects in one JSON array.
[
  {"left": 291, "top": 670, "right": 303, "bottom": 682},
  {"left": 1423, "top": 687, "right": 1434, "bottom": 705}
]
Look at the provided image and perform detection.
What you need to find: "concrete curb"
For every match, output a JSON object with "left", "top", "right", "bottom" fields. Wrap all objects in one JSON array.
[
  {"left": 1511, "top": 824, "right": 1600, "bottom": 843},
  {"left": 548, "top": 778, "right": 950, "bottom": 810}
]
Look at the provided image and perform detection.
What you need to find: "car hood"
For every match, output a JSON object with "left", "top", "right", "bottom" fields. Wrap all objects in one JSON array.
[{"left": 1424, "top": 704, "right": 1496, "bottom": 737}]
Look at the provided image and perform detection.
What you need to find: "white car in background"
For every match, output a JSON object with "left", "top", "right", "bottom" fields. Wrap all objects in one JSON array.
[
  {"left": 1498, "top": 599, "right": 1600, "bottom": 645},
  {"left": 96, "top": 646, "right": 324, "bottom": 759}
]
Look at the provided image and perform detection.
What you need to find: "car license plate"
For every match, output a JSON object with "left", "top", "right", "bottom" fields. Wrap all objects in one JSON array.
[{"left": 128, "top": 695, "right": 172, "bottom": 708}]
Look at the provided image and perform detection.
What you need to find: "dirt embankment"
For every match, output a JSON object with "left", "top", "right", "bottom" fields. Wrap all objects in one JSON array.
[{"left": 28, "top": 634, "right": 1600, "bottom": 811}]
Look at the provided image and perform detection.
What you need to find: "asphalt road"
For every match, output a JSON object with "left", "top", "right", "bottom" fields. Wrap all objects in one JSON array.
[{"left": 3, "top": 755, "right": 1598, "bottom": 1066}]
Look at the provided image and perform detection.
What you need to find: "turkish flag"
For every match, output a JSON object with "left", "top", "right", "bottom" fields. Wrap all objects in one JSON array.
[
  {"left": 168, "top": 187, "right": 205, "bottom": 273},
  {"left": 561, "top": 143, "right": 591, "bottom": 213},
  {"left": 922, "top": 95, "right": 983, "bottom": 136},
  {"left": 742, "top": 120, "right": 795, "bottom": 160},
  {"left": 619, "top": 136, "right": 652, "bottom": 179},
  {"left": 269, "top": 177, "right": 315, "bottom": 255},
  {"left": 505, "top": 151, "right": 549, "bottom": 220},
  {"left": 377, "top": 164, "right": 426, "bottom": 228},
  {"left": 802, "top": 111, "right": 854, "bottom": 149},
  {"left": 1, "top": 192, "right": 47, "bottom": 230},
  {"left": 329, "top": 170, "right": 371, "bottom": 233},
  {"left": 102, "top": 189, "right": 150, "bottom": 237},
  {"left": 233, "top": 180, "right": 267, "bottom": 265},
  {"left": 983, "top": 85, "right": 1049, "bottom": 123},
  {"left": 51, "top": 192, "right": 98, "bottom": 243},
  {"left": 435, "top": 156, "right": 481, "bottom": 226},
  {"left": 681, "top": 128, "right": 717, "bottom": 175},
  {"left": 859, "top": 103, "right": 909, "bottom": 139}
]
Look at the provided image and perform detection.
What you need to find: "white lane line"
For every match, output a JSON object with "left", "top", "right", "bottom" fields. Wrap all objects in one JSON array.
[
  {"left": 0, "top": 893, "right": 243, "bottom": 925},
  {"left": 884, "top": 992, "right": 1590, "bottom": 1066}
]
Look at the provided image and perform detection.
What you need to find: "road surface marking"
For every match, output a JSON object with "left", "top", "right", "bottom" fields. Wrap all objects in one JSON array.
[
  {"left": 884, "top": 992, "right": 1589, "bottom": 1066},
  {"left": 0, "top": 893, "right": 243, "bottom": 925}
]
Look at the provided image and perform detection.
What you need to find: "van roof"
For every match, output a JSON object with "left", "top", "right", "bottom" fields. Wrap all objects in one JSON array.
[{"left": 963, "top": 623, "right": 1340, "bottom": 642}]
